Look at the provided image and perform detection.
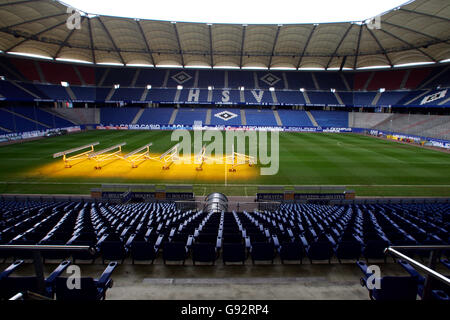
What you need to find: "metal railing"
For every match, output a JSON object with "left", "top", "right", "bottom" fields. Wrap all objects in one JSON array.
[
  {"left": 0, "top": 245, "right": 94, "bottom": 297},
  {"left": 385, "top": 245, "right": 450, "bottom": 300}
]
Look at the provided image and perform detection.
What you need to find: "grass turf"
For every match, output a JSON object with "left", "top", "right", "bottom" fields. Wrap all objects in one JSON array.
[{"left": 0, "top": 130, "right": 448, "bottom": 197}]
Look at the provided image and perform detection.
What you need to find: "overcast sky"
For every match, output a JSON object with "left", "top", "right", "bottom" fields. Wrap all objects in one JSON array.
[{"left": 61, "top": 0, "right": 411, "bottom": 24}]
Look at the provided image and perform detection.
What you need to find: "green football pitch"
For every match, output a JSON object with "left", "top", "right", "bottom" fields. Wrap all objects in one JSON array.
[{"left": 0, "top": 130, "right": 448, "bottom": 197}]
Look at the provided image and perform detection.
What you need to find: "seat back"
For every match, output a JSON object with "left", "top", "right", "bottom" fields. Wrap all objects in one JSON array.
[
  {"left": 364, "top": 240, "right": 389, "bottom": 259},
  {"left": 251, "top": 242, "right": 275, "bottom": 261},
  {"left": 308, "top": 241, "right": 333, "bottom": 261},
  {"left": 100, "top": 241, "right": 126, "bottom": 261},
  {"left": 222, "top": 243, "right": 246, "bottom": 263},
  {"left": 336, "top": 241, "right": 361, "bottom": 259},
  {"left": 373, "top": 277, "right": 418, "bottom": 300},
  {"left": 279, "top": 242, "right": 303, "bottom": 261},
  {"left": 131, "top": 241, "right": 156, "bottom": 261},
  {"left": 192, "top": 243, "right": 216, "bottom": 263},
  {"left": 162, "top": 242, "right": 186, "bottom": 261},
  {"left": 55, "top": 277, "right": 98, "bottom": 300}
]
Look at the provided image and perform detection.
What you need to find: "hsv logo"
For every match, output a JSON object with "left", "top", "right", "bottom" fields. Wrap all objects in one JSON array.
[
  {"left": 214, "top": 111, "right": 238, "bottom": 122},
  {"left": 172, "top": 71, "right": 192, "bottom": 84},
  {"left": 421, "top": 89, "right": 447, "bottom": 105},
  {"left": 260, "top": 73, "right": 281, "bottom": 86}
]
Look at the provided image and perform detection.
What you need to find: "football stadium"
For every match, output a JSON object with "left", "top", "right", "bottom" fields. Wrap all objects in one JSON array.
[{"left": 0, "top": 0, "right": 449, "bottom": 307}]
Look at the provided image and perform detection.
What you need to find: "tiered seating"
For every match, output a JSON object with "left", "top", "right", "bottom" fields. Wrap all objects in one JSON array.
[
  {"left": 353, "top": 72, "right": 371, "bottom": 91},
  {"left": 404, "top": 68, "right": 432, "bottom": 89},
  {"left": 70, "top": 86, "right": 96, "bottom": 101},
  {"left": 0, "top": 57, "right": 23, "bottom": 81},
  {"left": 314, "top": 73, "right": 347, "bottom": 91},
  {"left": 102, "top": 68, "right": 136, "bottom": 87},
  {"left": 353, "top": 92, "right": 377, "bottom": 106},
  {"left": 352, "top": 112, "right": 392, "bottom": 129},
  {"left": 0, "top": 109, "right": 15, "bottom": 131},
  {"left": 256, "top": 71, "right": 285, "bottom": 89},
  {"left": 277, "top": 110, "right": 313, "bottom": 127},
  {"left": 95, "top": 88, "right": 113, "bottom": 101},
  {"left": 6, "top": 107, "right": 74, "bottom": 128},
  {"left": 244, "top": 90, "right": 273, "bottom": 104},
  {"left": 198, "top": 70, "right": 225, "bottom": 89},
  {"left": 110, "top": 88, "right": 145, "bottom": 101},
  {"left": 310, "top": 111, "right": 348, "bottom": 127},
  {"left": 276, "top": 90, "right": 306, "bottom": 105},
  {"left": 173, "top": 109, "right": 207, "bottom": 125},
  {"left": 367, "top": 70, "right": 406, "bottom": 91},
  {"left": 10, "top": 58, "right": 41, "bottom": 82},
  {"left": 307, "top": 91, "right": 339, "bottom": 105},
  {"left": 210, "top": 108, "right": 242, "bottom": 126},
  {"left": 39, "top": 62, "right": 81, "bottom": 85},
  {"left": 422, "top": 67, "right": 450, "bottom": 89},
  {"left": 245, "top": 109, "right": 278, "bottom": 126},
  {"left": 137, "top": 108, "right": 174, "bottom": 125},
  {"left": 76, "top": 65, "right": 96, "bottom": 86},
  {"left": 146, "top": 88, "right": 177, "bottom": 103},
  {"left": 395, "top": 90, "right": 428, "bottom": 106},
  {"left": 0, "top": 109, "right": 47, "bottom": 132},
  {"left": 212, "top": 89, "right": 241, "bottom": 104},
  {"left": 33, "top": 84, "right": 71, "bottom": 100},
  {"left": 100, "top": 107, "right": 140, "bottom": 125},
  {"left": 228, "top": 71, "right": 254, "bottom": 89},
  {"left": 337, "top": 91, "right": 354, "bottom": 105},
  {"left": 0, "top": 81, "right": 36, "bottom": 101},
  {"left": 285, "top": 72, "right": 315, "bottom": 90},
  {"left": 0, "top": 201, "right": 447, "bottom": 268},
  {"left": 166, "top": 70, "right": 195, "bottom": 88},
  {"left": 377, "top": 91, "right": 408, "bottom": 106},
  {"left": 134, "top": 69, "right": 167, "bottom": 87},
  {"left": 178, "top": 89, "right": 209, "bottom": 103},
  {"left": 373, "top": 113, "right": 450, "bottom": 140}
]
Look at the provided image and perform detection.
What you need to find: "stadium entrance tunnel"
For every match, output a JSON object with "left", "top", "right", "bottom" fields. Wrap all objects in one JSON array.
[{"left": 204, "top": 193, "right": 228, "bottom": 213}]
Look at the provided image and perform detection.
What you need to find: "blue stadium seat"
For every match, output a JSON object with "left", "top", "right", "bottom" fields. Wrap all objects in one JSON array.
[{"left": 55, "top": 262, "right": 117, "bottom": 300}]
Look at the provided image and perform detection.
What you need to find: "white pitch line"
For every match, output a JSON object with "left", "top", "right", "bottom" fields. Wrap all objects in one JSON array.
[{"left": 0, "top": 181, "right": 449, "bottom": 187}]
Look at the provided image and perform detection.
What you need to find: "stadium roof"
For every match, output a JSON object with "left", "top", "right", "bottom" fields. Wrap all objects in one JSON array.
[{"left": 0, "top": 0, "right": 449, "bottom": 70}]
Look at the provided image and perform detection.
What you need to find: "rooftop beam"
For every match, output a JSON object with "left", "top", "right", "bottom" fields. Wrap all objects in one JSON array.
[
  {"left": 172, "top": 22, "right": 185, "bottom": 67},
  {"left": 6, "top": 19, "right": 67, "bottom": 52},
  {"left": 366, "top": 26, "right": 393, "bottom": 67},
  {"left": 353, "top": 24, "right": 363, "bottom": 69},
  {"left": 53, "top": 16, "right": 86, "bottom": 59},
  {"left": 382, "top": 20, "right": 450, "bottom": 44},
  {"left": 1, "top": 12, "right": 67, "bottom": 30},
  {"left": 208, "top": 24, "right": 214, "bottom": 68},
  {"left": 0, "top": 0, "right": 38, "bottom": 7},
  {"left": 296, "top": 25, "right": 316, "bottom": 69},
  {"left": 398, "top": 8, "right": 450, "bottom": 23},
  {"left": 268, "top": 25, "right": 282, "bottom": 68},
  {"left": 136, "top": 20, "right": 156, "bottom": 67},
  {"left": 87, "top": 17, "right": 96, "bottom": 64},
  {"left": 239, "top": 25, "right": 247, "bottom": 68},
  {"left": 97, "top": 16, "right": 126, "bottom": 65},
  {"left": 379, "top": 28, "right": 438, "bottom": 62},
  {"left": 326, "top": 24, "right": 353, "bottom": 69}
]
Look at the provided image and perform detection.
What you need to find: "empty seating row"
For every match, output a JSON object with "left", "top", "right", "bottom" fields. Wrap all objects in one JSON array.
[{"left": 0, "top": 201, "right": 448, "bottom": 266}]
